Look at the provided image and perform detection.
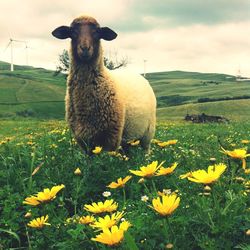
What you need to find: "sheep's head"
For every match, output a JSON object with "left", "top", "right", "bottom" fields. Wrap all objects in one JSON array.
[{"left": 52, "top": 16, "right": 117, "bottom": 62}]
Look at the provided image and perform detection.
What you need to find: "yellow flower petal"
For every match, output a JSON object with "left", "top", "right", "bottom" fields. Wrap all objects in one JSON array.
[
  {"left": 107, "top": 176, "right": 132, "bottom": 189},
  {"left": 187, "top": 164, "right": 227, "bottom": 184},
  {"left": 151, "top": 194, "right": 180, "bottom": 216}
]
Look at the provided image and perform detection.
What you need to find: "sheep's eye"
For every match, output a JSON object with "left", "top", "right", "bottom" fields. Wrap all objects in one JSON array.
[
  {"left": 89, "top": 23, "right": 96, "bottom": 29},
  {"left": 71, "top": 29, "right": 79, "bottom": 39}
]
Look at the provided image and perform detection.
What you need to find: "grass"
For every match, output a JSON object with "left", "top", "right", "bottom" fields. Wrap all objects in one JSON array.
[
  {"left": 0, "top": 61, "right": 66, "bottom": 118},
  {"left": 0, "top": 120, "right": 249, "bottom": 249},
  {"left": 0, "top": 62, "right": 249, "bottom": 248},
  {"left": 1, "top": 61, "right": 250, "bottom": 121},
  {"left": 157, "top": 99, "right": 250, "bottom": 121}
]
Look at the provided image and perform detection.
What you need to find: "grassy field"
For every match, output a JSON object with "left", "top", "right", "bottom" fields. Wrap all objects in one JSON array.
[
  {"left": 0, "top": 62, "right": 249, "bottom": 249},
  {"left": 0, "top": 61, "right": 65, "bottom": 119},
  {"left": 0, "top": 120, "right": 250, "bottom": 249},
  {"left": 1, "top": 61, "right": 250, "bottom": 121}
]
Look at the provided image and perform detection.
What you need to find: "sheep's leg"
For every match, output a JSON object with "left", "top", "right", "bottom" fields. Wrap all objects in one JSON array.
[
  {"left": 120, "top": 139, "right": 130, "bottom": 155},
  {"left": 140, "top": 122, "right": 156, "bottom": 154},
  {"left": 99, "top": 128, "right": 123, "bottom": 151},
  {"left": 75, "top": 137, "right": 90, "bottom": 153},
  {"left": 100, "top": 108, "right": 125, "bottom": 151}
]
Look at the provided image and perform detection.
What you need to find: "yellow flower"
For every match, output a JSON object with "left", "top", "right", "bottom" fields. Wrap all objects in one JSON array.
[
  {"left": 127, "top": 140, "right": 140, "bottom": 146},
  {"left": 84, "top": 199, "right": 118, "bottom": 214},
  {"left": 119, "top": 220, "right": 131, "bottom": 231},
  {"left": 151, "top": 194, "right": 180, "bottom": 216},
  {"left": 108, "top": 151, "right": 129, "bottom": 161},
  {"left": 221, "top": 148, "right": 250, "bottom": 160},
  {"left": 49, "top": 143, "right": 58, "bottom": 149},
  {"left": 91, "top": 221, "right": 131, "bottom": 246},
  {"left": 204, "top": 185, "right": 212, "bottom": 192},
  {"left": 244, "top": 181, "right": 250, "bottom": 190},
  {"left": 157, "top": 140, "right": 178, "bottom": 147},
  {"left": 91, "top": 211, "right": 125, "bottom": 230},
  {"left": 151, "top": 139, "right": 161, "bottom": 144},
  {"left": 129, "top": 161, "right": 164, "bottom": 178},
  {"left": 138, "top": 178, "right": 145, "bottom": 183},
  {"left": 24, "top": 212, "right": 32, "bottom": 218},
  {"left": 65, "top": 216, "right": 80, "bottom": 224},
  {"left": 187, "top": 163, "right": 227, "bottom": 184},
  {"left": 74, "top": 168, "right": 82, "bottom": 175},
  {"left": 27, "top": 215, "right": 51, "bottom": 228},
  {"left": 108, "top": 151, "right": 120, "bottom": 156},
  {"left": 92, "top": 146, "right": 102, "bottom": 154},
  {"left": 23, "top": 196, "right": 41, "bottom": 206},
  {"left": 23, "top": 184, "right": 65, "bottom": 206},
  {"left": 242, "top": 140, "right": 250, "bottom": 144},
  {"left": 221, "top": 147, "right": 250, "bottom": 171},
  {"left": 107, "top": 176, "right": 132, "bottom": 189},
  {"left": 166, "top": 243, "right": 174, "bottom": 249},
  {"left": 179, "top": 172, "right": 192, "bottom": 179},
  {"left": 235, "top": 177, "right": 245, "bottom": 182},
  {"left": 156, "top": 163, "right": 178, "bottom": 176},
  {"left": 245, "top": 169, "right": 250, "bottom": 174},
  {"left": 79, "top": 215, "right": 95, "bottom": 225}
]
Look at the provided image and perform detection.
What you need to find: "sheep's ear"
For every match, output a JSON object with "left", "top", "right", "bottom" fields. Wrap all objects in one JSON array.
[
  {"left": 52, "top": 26, "right": 71, "bottom": 39},
  {"left": 99, "top": 27, "right": 117, "bottom": 41}
]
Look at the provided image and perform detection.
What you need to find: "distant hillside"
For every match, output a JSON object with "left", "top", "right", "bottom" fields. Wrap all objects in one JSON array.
[
  {"left": 147, "top": 71, "right": 250, "bottom": 121},
  {"left": 0, "top": 61, "right": 66, "bottom": 119},
  {"left": 0, "top": 61, "right": 249, "bottom": 121}
]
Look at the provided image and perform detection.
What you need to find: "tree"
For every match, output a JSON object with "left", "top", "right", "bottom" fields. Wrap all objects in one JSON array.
[
  {"left": 54, "top": 49, "right": 70, "bottom": 77},
  {"left": 103, "top": 52, "right": 129, "bottom": 70},
  {"left": 54, "top": 49, "right": 129, "bottom": 77}
]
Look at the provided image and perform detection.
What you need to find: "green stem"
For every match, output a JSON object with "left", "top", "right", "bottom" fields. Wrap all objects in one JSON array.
[
  {"left": 143, "top": 182, "right": 150, "bottom": 196},
  {"left": 74, "top": 178, "right": 83, "bottom": 215},
  {"left": 51, "top": 208, "right": 65, "bottom": 224},
  {"left": 162, "top": 218, "right": 168, "bottom": 238},
  {"left": 28, "top": 151, "right": 36, "bottom": 193},
  {"left": 211, "top": 186, "right": 220, "bottom": 216},
  {"left": 122, "top": 187, "right": 126, "bottom": 209},
  {"left": 166, "top": 217, "right": 175, "bottom": 242},
  {"left": 151, "top": 179, "right": 158, "bottom": 195},
  {"left": 230, "top": 160, "right": 237, "bottom": 185},
  {"left": 25, "top": 225, "right": 32, "bottom": 249}
]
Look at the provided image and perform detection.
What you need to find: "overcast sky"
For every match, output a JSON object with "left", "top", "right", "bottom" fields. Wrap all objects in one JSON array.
[{"left": 0, "top": 0, "right": 250, "bottom": 75}]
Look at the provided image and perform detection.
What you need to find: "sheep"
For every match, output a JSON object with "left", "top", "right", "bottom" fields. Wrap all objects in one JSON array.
[{"left": 52, "top": 15, "right": 156, "bottom": 153}]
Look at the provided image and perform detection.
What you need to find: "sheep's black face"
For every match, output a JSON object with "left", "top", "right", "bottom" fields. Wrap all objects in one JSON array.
[
  {"left": 52, "top": 16, "right": 118, "bottom": 63},
  {"left": 70, "top": 21, "right": 101, "bottom": 62}
]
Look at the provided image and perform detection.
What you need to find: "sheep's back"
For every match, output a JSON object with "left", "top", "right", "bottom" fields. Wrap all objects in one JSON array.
[{"left": 110, "top": 69, "right": 156, "bottom": 140}]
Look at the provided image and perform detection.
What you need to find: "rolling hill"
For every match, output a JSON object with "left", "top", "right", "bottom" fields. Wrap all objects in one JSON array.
[{"left": 0, "top": 61, "right": 250, "bottom": 121}]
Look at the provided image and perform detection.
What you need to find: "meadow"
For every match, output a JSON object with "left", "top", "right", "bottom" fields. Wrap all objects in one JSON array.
[
  {"left": 1, "top": 60, "right": 250, "bottom": 121},
  {"left": 0, "top": 119, "right": 249, "bottom": 249},
  {"left": 0, "top": 61, "right": 250, "bottom": 249}
]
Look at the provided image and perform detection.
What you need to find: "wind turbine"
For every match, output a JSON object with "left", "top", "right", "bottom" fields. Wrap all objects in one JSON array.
[
  {"left": 24, "top": 44, "right": 33, "bottom": 66},
  {"left": 4, "top": 38, "right": 27, "bottom": 71}
]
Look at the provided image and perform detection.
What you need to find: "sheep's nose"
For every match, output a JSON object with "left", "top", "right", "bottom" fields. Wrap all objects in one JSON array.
[{"left": 80, "top": 46, "right": 89, "bottom": 57}]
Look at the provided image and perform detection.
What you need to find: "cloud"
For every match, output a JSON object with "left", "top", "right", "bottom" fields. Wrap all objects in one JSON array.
[
  {"left": 107, "top": 20, "right": 250, "bottom": 75},
  {"left": 115, "top": 0, "right": 250, "bottom": 32},
  {"left": 0, "top": 0, "right": 249, "bottom": 76}
]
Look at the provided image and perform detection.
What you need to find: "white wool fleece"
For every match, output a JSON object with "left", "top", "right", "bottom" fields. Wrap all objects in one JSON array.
[{"left": 109, "top": 69, "right": 156, "bottom": 142}]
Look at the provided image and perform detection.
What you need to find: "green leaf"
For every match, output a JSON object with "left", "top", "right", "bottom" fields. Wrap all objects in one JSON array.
[
  {"left": 0, "top": 228, "right": 20, "bottom": 246},
  {"left": 235, "top": 244, "right": 250, "bottom": 250},
  {"left": 124, "top": 232, "right": 139, "bottom": 250}
]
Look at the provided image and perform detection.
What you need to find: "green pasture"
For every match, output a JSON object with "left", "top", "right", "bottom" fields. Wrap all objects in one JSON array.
[
  {"left": 0, "top": 61, "right": 250, "bottom": 121},
  {"left": 0, "top": 120, "right": 249, "bottom": 249}
]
